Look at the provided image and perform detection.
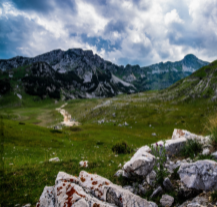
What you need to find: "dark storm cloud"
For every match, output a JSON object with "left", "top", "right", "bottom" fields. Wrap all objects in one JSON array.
[
  {"left": 0, "top": 15, "right": 45, "bottom": 58},
  {"left": 7, "top": 0, "right": 77, "bottom": 14}
]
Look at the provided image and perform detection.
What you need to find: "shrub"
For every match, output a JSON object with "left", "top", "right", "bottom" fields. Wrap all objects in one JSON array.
[
  {"left": 211, "top": 190, "right": 217, "bottom": 202},
  {"left": 150, "top": 142, "right": 169, "bottom": 185},
  {"left": 112, "top": 141, "right": 132, "bottom": 154},
  {"left": 210, "top": 128, "right": 217, "bottom": 150},
  {"left": 180, "top": 139, "right": 202, "bottom": 159}
]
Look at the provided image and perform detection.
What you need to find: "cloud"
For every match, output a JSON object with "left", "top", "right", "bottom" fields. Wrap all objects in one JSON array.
[
  {"left": 0, "top": 0, "right": 217, "bottom": 66},
  {"left": 165, "top": 9, "right": 184, "bottom": 25}
]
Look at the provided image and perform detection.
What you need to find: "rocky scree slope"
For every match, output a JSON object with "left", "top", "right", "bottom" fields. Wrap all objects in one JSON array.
[
  {"left": 0, "top": 49, "right": 208, "bottom": 98},
  {"left": 19, "top": 62, "right": 135, "bottom": 99}
]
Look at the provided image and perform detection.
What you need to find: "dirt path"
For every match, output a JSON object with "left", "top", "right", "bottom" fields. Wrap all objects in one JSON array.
[{"left": 56, "top": 103, "right": 79, "bottom": 127}]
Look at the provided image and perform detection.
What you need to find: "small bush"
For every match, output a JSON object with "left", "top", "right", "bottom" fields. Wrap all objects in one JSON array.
[
  {"left": 210, "top": 128, "right": 217, "bottom": 150},
  {"left": 19, "top": 122, "right": 25, "bottom": 125},
  {"left": 211, "top": 190, "right": 217, "bottom": 202},
  {"left": 150, "top": 142, "right": 169, "bottom": 185},
  {"left": 96, "top": 141, "right": 104, "bottom": 145},
  {"left": 180, "top": 139, "right": 202, "bottom": 159},
  {"left": 170, "top": 166, "right": 180, "bottom": 180},
  {"left": 112, "top": 141, "right": 132, "bottom": 154},
  {"left": 69, "top": 127, "right": 82, "bottom": 132},
  {"left": 50, "top": 129, "right": 62, "bottom": 134},
  {"left": 197, "top": 154, "right": 215, "bottom": 161}
]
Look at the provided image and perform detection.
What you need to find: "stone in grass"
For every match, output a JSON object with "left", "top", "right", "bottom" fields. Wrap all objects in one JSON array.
[
  {"left": 114, "top": 169, "right": 123, "bottom": 177},
  {"left": 79, "top": 160, "right": 88, "bottom": 168},
  {"left": 202, "top": 148, "right": 210, "bottom": 155},
  {"left": 160, "top": 194, "right": 174, "bottom": 207},
  {"left": 22, "top": 204, "right": 31, "bottom": 207},
  {"left": 49, "top": 157, "right": 60, "bottom": 162},
  {"left": 146, "top": 170, "right": 156, "bottom": 186},
  {"left": 211, "top": 151, "right": 217, "bottom": 160},
  {"left": 163, "top": 177, "right": 173, "bottom": 191},
  {"left": 150, "top": 186, "right": 163, "bottom": 199}
]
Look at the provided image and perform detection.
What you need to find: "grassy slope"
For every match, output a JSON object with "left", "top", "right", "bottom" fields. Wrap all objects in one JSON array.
[{"left": 1, "top": 90, "right": 217, "bottom": 206}]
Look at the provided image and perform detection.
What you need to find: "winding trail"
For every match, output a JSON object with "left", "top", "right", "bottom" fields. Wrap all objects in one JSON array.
[{"left": 56, "top": 103, "right": 79, "bottom": 126}]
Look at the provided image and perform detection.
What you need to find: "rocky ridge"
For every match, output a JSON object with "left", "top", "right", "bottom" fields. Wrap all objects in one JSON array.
[
  {"left": 0, "top": 49, "right": 209, "bottom": 98},
  {"left": 37, "top": 128, "right": 217, "bottom": 207}
]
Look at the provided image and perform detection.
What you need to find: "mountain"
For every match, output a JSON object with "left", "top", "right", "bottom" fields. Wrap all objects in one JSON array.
[
  {"left": 0, "top": 48, "right": 209, "bottom": 100},
  {"left": 158, "top": 59, "right": 217, "bottom": 102}
]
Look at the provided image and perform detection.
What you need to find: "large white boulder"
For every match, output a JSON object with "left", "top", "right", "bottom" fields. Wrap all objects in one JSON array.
[
  {"left": 79, "top": 171, "right": 111, "bottom": 200},
  {"left": 178, "top": 160, "right": 217, "bottom": 191},
  {"left": 123, "top": 146, "right": 155, "bottom": 178},
  {"left": 172, "top": 129, "right": 210, "bottom": 144},
  {"left": 37, "top": 173, "right": 114, "bottom": 207},
  {"left": 37, "top": 171, "right": 157, "bottom": 207},
  {"left": 55, "top": 171, "right": 79, "bottom": 185},
  {"left": 152, "top": 138, "right": 187, "bottom": 157}
]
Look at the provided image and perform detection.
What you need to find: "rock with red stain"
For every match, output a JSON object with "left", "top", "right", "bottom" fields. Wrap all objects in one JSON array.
[
  {"left": 105, "top": 183, "right": 158, "bottom": 207},
  {"left": 36, "top": 186, "right": 55, "bottom": 207},
  {"left": 55, "top": 171, "right": 79, "bottom": 185},
  {"left": 79, "top": 160, "right": 88, "bottom": 168},
  {"left": 123, "top": 146, "right": 155, "bottom": 178},
  {"left": 172, "top": 129, "right": 209, "bottom": 144},
  {"left": 79, "top": 171, "right": 111, "bottom": 200},
  {"left": 55, "top": 181, "right": 114, "bottom": 207}
]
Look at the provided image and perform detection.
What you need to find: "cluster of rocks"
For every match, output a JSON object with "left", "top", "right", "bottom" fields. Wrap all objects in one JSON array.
[{"left": 37, "top": 129, "right": 217, "bottom": 206}]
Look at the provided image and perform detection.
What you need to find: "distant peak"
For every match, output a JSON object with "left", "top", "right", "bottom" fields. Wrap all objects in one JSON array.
[{"left": 183, "top": 54, "right": 197, "bottom": 60}]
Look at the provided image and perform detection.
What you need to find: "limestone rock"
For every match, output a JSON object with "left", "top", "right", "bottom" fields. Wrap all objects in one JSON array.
[
  {"left": 163, "top": 177, "right": 173, "bottom": 191},
  {"left": 123, "top": 185, "right": 134, "bottom": 193},
  {"left": 123, "top": 146, "right": 155, "bottom": 178},
  {"left": 212, "top": 151, "right": 217, "bottom": 160},
  {"left": 172, "top": 129, "right": 210, "bottom": 145},
  {"left": 178, "top": 160, "right": 217, "bottom": 191},
  {"left": 49, "top": 157, "right": 60, "bottom": 162},
  {"left": 36, "top": 186, "right": 55, "bottom": 207},
  {"left": 114, "top": 170, "right": 123, "bottom": 177},
  {"left": 37, "top": 171, "right": 157, "bottom": 207},
  {"left": 55, "top": 171, "right": 79, "bottom": 185},
  {"left": 150, "top": 186, "right": 163, "bottom": 198},
  {"left": 146, "top": 170, "right": 156, "bottom": 186},
  {"left": 160, "top": 194, "right": 174, "bottom": 207},
  {"left": 79, "top": 160, "right": 88, "bottom": 168},
  {"left": 105, "top": 183, "right": 157, "bottom": 207},
  {"left": 178, "top": 195, "right": 209, "bottom": 207},
  {"left": 79, "top": 171, "right": 111, "bottom": 200},
  {"left": 202, "top": 148, "right": 210, "bottom": 155},
  {"left": 153, "top": 138, "right": 187, "bottom": 157}
]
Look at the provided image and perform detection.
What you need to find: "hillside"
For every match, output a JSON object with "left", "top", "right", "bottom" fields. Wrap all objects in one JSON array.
[
  {"left": 0, "top": 49, "right": 209, "bottom": 102},
  {"left": 157, "top": 59, "right": 217, "bottom": 102}
]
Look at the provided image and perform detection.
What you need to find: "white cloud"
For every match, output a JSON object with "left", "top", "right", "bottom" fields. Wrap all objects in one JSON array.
[
  {"left": 165, "top": 9, "right": 184, "bottom": 25},
  {"left": 1, "top": 0, "right": 217, "bottom": 65}
]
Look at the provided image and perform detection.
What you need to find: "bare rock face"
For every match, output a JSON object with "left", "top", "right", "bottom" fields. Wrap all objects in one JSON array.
[
  {"left": 36, "top": 171, "right": 157, "bottom": 207},
  {"left": 178, "top": 160, "right": 217, "bottom": 191},
  {"left": 123, "top": 146, "right": 155, "bottom": 178},
  {"left": 160, "top": 194, "right": 174, "bottom": 207}
]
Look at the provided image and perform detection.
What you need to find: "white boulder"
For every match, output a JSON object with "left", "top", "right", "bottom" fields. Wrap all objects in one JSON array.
[
  {"left": 49, "top": 157, "right": 60, "bottom": 162},
  {"left": 160, "top": 194, "right": 174, "bottom": 207},
  {"left": 123, "top": 146, "right": 155, "bottom": 178},
  {"left": 178, "top": 160, "right": 217, "bottom": 191},
  {"left": 79, "top": 160, "right": 88, "bottom": 168}
]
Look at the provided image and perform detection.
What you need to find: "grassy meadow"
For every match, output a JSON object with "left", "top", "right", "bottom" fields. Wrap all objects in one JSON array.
[{"left": 1, "top": 91, "right": 217, "bottom": 206}]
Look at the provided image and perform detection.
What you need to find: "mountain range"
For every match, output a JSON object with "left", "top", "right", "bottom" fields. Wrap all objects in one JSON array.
[{"left": 0, "top": 48, "right": 209, "bottom": 100}]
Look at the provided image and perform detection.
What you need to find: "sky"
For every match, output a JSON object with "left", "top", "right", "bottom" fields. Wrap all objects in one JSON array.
[{"left": 0, "top": 0, "right": 217, "bottom": 66}]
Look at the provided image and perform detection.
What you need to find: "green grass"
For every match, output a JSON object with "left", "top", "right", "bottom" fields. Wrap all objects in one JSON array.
[{"left": 1, "top": 91, "right": 217, "bottom": 206}]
